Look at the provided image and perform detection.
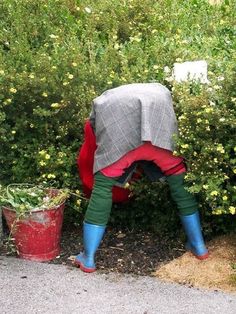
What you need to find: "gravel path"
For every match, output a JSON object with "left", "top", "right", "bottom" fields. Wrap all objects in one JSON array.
[{"left": 0, "top": 256, "right": 236, "bottom": 314}]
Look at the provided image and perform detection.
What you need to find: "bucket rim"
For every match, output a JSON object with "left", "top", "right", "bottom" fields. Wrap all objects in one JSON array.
[{"left": 2, "top": 202, "right": 65, "bottom": 214}]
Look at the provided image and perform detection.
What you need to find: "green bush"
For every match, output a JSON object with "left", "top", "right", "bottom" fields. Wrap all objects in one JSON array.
[{"left": 0, "top": 0, "right": 235, "bottom": 233}]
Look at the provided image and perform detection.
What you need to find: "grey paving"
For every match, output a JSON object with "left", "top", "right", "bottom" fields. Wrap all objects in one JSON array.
[{"left": 0, "top": 256, "right": 235, "bottom": 314}]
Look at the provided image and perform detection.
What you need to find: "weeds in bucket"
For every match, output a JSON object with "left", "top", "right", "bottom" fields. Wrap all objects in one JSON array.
[
  {"left": 0, "top": 184, "right": 70, "bottom": 217},
  {"left": 0, "top": 183, "right": 84, "bottom": 254}
]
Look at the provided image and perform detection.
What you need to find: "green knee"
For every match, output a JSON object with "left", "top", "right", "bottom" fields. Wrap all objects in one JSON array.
[
  {"left": 166, "top": 173, "right": 198, "bottom": 216},
  {"left": 85, "top": 172, "right": 117, "bottom": 226}
]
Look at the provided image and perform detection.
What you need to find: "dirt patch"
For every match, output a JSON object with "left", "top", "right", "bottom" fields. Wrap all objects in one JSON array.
[
  {"left": 49, "top": 227, "right": 185, "bottom": 276},
  {"left": 155, "top": 234, "right": 236, "bottom": 294}
]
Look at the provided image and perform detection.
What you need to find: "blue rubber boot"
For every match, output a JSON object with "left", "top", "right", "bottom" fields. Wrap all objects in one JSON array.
[
  {"left": 74, "top": 222, "right": 106, "bottom": 273},
  {"left": 180, "top": 211, "right": 209, "bottom": 260}
]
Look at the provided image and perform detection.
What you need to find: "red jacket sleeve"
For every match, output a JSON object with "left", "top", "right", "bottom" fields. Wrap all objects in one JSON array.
[{"left": 76, "top": 120, "right": 131, "bottom": 203}]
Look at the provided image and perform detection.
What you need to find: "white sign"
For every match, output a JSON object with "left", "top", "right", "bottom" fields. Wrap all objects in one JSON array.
[{"left": 173, "top": 60, "right": 209, "bottom": 83}]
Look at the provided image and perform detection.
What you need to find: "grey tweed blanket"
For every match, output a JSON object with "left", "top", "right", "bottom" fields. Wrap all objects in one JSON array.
[{"left": 89, "top": 83, "right": 178, "bottom": 173}]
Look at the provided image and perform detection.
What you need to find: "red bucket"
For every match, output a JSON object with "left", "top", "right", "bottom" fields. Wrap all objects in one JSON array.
[{"left": 3, "top": 202, "right": 65, "bottom": 262}]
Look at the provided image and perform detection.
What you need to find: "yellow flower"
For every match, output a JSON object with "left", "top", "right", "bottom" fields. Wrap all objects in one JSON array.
[
  {"left": 58, "top": 152, "right": 66, "bottom": 158},
  {"left": 51, "top": 103, "right": 60, "bottom": 108},
  {"left": 181, "top": 144, "right": 189, "bottom": 149},
  {"left": 0, "top": 70, "right": 5, "bottom": 75},
  {"left": 42, "top": 92, "right": 48, "bottom": 97},
  {"left": 45, "top": 154, "right": 51, "bottom": 160},
  {"left": 212, "top": 208, "right": 222, "bottom": 215},
  {"left": 233, "top": 169, "right": 236, "bottom": 174},
  {"left": 210, "top": 191, "right": 218, "bottom": 196},
  {"left": 49, "top": 34, "right": 59, "bottom": 39},
  {"left": 203, "top": 185, "right": 208, "bottom": 190},
  {"left": 72, "top": 62, "right": 77, "bottom": 67},
  {"left": 130, "top": 36, "right": 141, "bottom": 43},
  {"left": 63, "top": 82, "right": 69, "bottom": 86},
  {"left": 11, "top": 130, "right": 16, "bottom": 134},
  {"left": 39, "top": 161, "right": 46, "bottom": 166},
  {"left": 9, "top": 88, "right": 17, "bottom": 93},
  {"left": 76, "top": 199, "right": 81, "bottom": 206},
  {"left": 47, "top": 173, "right": 56, "bottom": 179},
  {"left": 67, "top": 73, "right": 74, "bottom": 79},
  {"left": 216, "top": 144, "right": 225, "bottom": 154},
  {"left": 205, "top": 108, "right": 213, "bottom": 113},
  {"left": 39, "top": 150, "right": 46, "bottom": 155},
  {"left": 229, "top": 206, "right": 235, "bottom": 215},
  {"left": 222, "top": 195, "right": 228, "bottom": 201},
  {"left": 175, "top": 58, "right": 182, "bottom": 62},
  {"left": 124, "top": 183, "right": 130, "bottom": 189},
  {"left": 84, "top": 7, "right": 92, "bottom": 13},
  {"left": 29, "top": 74, "right": 35, "bottom": 79},
  {"left": 114, "top": 43, "right": 120, "bottom": 50}
]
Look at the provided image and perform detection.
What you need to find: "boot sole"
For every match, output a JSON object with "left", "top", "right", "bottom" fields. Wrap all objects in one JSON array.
[
  {"left": 185, "top": 243, "right": 209, "bottom": 260},
  {"left": 73, "top": 259, "right": 96, "bottom": 273},
  {"left": 194, "top": 251, "right": 209, "bottom": 260}
]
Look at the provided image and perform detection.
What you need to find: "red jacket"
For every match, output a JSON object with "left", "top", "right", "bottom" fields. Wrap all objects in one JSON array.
[{"left": 77, "top": 120, "right": 131, "bottom": 203}]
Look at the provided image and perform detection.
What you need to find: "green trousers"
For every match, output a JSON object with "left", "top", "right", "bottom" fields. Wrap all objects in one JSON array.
[
  {"left": 85, "top": 172, "right": 117, "bottom": 226},
  {"left": 166, "top": 173, "right": 199, "bottom": 215},
  {"left": 85, "top": 172, "right": 198, "bottom": 226}
]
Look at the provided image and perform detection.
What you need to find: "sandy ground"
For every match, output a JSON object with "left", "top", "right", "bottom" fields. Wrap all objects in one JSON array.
[{"left": 155, "top": 234, "right": 236, "bottom": 294}]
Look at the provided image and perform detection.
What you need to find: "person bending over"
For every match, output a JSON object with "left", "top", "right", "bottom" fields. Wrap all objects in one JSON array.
[{"left": 75, "top": 83, "right": 209, "bottom": 273}]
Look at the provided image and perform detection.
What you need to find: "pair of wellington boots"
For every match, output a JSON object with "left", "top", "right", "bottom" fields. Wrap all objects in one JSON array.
[{"left": 74, "top": 211, "right": 208, "bottom": 273}]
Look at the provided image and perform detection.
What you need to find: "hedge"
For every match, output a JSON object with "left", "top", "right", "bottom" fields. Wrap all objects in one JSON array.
[{"left": 0, "top": 0, "right": 235, "bottom": 233}]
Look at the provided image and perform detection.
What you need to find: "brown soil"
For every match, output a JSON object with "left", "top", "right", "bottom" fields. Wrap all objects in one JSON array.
[
  {"left": 1, "top": 225, "right": 235, "bottom": 294},
  {"left": 49, "top": 227, "right": 186, "bottom": 275}
]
